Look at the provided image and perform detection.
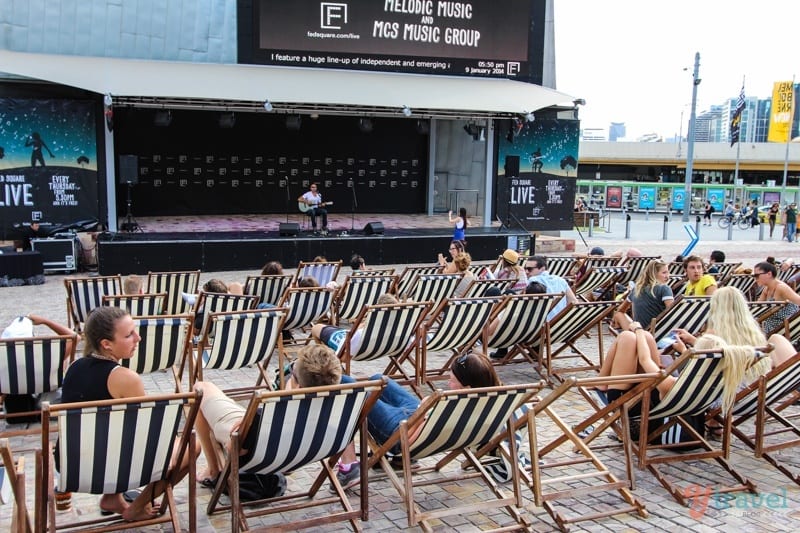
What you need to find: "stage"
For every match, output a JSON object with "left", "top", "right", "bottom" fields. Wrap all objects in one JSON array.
[{"left": 96, "top": 214, "right": 533, "bottom": 275}]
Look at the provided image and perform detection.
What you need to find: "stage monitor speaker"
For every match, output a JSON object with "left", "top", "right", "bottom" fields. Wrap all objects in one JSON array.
[
  {"left": 118, "top": 155, "right": 139, "bottom": 185},
  {"left": 363, "top": 221, "right": 384, "bottom": 235},
  {"left": 504, "top": 155, "right": 520, "bottom": 178},
  {"left": 279, "top": 222, "right": 300, "bottom": 236}
]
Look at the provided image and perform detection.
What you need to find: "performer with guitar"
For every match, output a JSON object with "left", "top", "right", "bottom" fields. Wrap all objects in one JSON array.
[{"left": 297, "top": 182, "right": 332, "bottom": 233}]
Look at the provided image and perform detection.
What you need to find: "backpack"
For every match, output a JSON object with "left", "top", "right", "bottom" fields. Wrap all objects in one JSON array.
[{"left": 222, "top": 472, "right": 286, "bottom": 502}]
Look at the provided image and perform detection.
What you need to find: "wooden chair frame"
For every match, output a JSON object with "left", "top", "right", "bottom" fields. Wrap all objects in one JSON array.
[
  {"left": 101, "top": 292, "right": 168, "bottom": 316},
  {"left": 1, "top": 439, "right": 32, "bottom": 533},
  {"left": 481, "top": 293, "right": 559, "bottom": 366}
]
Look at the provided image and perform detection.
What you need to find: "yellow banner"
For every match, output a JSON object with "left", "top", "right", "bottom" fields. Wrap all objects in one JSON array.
[{"left": 768, "top": 80, "right": 794, "bottom": 142}]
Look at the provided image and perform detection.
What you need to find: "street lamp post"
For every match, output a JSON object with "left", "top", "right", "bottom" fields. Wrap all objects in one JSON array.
[{"left": 682, "top": 52, "right": 701, "bottom": 223}]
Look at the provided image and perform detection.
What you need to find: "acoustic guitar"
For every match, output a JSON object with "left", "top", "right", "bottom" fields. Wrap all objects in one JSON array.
[{"left": 298, "top": 201, "right": 333, "bottom": 213}]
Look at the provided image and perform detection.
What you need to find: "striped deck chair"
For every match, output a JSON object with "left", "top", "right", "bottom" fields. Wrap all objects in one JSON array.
[
  {"left": 395, "top": 265, "right": 442, "bottom": 299},
  {"left": 414, "top": 296, "right": 501, "bottom": 389},
  {"left": 122, "top": 315, "right": 191, "bottom": 391},
  {"left": 777, "top": 263, "right": 800, "bottom": 284},
  {"left": 193, "top": 292, "right": 259, "bottom": 340},
  {"left": 146, "top": 270, "right": 201, "bottom": 315},
  {"left": 276, "top": 287, "right": 334, "bottom": 381},
  {"left": 243, "top": 274, "right": 292, "bottom": 307},
  {"left": 39, "top": 391, "right": 202, "bottom": 533},
  {"left": 64, "top": 275, "right": 122, "bottom": 333},
  {"left": 481, "top": 293, "right": 559, "bottom": 366},
  {"left": 616, "top": 256, "right": 661, "bottom": 286},
  {"left": 410, "top": 273, "right": 463, "bottom": 305},
  {"left": 474, "top": 378, "right": 648, "bottom": 531},
  {"left": 722, "top": 273, "right": 757, "bottom": 300},
  {"left": 367, "top": 383, "right": 542, "bottom": 531},
  {"left": 543, "top": 256, "right": 578, "bottom": 278},
  {"left": 206, "top": 379, "right": 386, "bottom": 533},
  {"left": 101, "top": 292, "right": 167, "bottom": 316},
  {"left": 460, "top": 278, "right": 513, "bottom": 298},
  {"left": 0, "top": 439, "right": 32, "bottom": 533},
  {"left": 767, "top": 306, "right": 800, "bottom": 345},
  {"left": 667, "top": 274, "right": 687, "bottom": 295},
  {"left": 0, "top": 334, "right": 77, "bottom": 436},
  {"left": 747, "top": 300, "right": 786, "bottom": 326},
  {"left": 333, "top": 274, "right": 398, "bottom": 325},
  {"left": 529, "top": 300, "right": 618, "bottom": 383},
  {"left": 191, "top": 308, "right": 286, "bottom": 390},
  {"left": 572, "top": 266, "right": 628, "bottom": 300},
  {"left": 340, "top": 301, "right": 432, "bottom": 380},
  {"left": 667, "top": 261, "right": 685, "bottom": 276},
  {"left": 648, "top": 295, "right": 710, "bottom": 343},
  {"left": 712, "top": 352, "right": 800, "bottom": 486},
  {"left": 467, "top": 260, "right": 496, "bottom": 277},
  {"left": 350, "top": 267, "right": 395, "bottom": 276},
  {"left": 293, "top": 260, "right": 342, "bottom": 287},
  {"left": 709, "top": 262, "right": 742, "bottom": 284}
]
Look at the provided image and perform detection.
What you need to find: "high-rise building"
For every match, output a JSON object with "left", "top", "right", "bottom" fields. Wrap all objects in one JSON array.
[{"left": 608, "top": 122, "right": 626, "bottom": 141}]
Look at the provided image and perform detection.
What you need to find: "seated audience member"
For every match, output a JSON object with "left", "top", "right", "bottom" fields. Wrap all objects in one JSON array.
[
  {"left": 312, "top": 255, "right": 327, "bottom": 263},
  {"left": 571, "top": 246, "right": 605, "bottom": 283},
  {"left": 751, "top": 261, "right": 800, "bottom": 334},
  {"left": 682, "top": 255, "right": 717, "bottom": 296},
  {"left": 261, "top": 261, "right": 283, "bottom": 275},
  {"left": 122, "top": 274, "right": 143, "bottom": 295},
  {"left": 524, "top": 255, "right": 578, "bottom": 319},
  {"left": 707, "top": 250, "right": 726, "bottom": 274},
  {"left": 613, "top": 260, "right": 673, "bottom": 331},
  {"left": 193, "top": 278, "right": 232, "bottom": 335},
  {"left": 327, "top": 352, "right": 501, "bottom": 484},
  {"left": 350, "top": 254, "right": 369, "bottom": 271},
  {"left": 311, "top": 293, "right": 399, "bottom": 356},
  {"left": 451, "top": 252, "right": 475, "bottom": 298},
  {"left": 60, "top": 306, "right": 196, "bottom": 521},
  {"left": 194, "top": 344, "right": 341, "bottom": 487},
  {"left": 609, "top": 247, "right": 643, "bottom": 260},
  {"left": 438, "top": 240, "right": 466, "bottom": 274},
  {"left": 487, "top": 280, "right": 547, "bottom": 359},
  {"left": 494, "top": 249, "right": 527, "bottom": 293},
  {"left": 19, "top": 221, "right": 45, "bottom": 251}
]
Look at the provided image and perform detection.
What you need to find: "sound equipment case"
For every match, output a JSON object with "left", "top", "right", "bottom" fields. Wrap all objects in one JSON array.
[{"left": 31, "top": 237, "right": 79, "bottom": 273}]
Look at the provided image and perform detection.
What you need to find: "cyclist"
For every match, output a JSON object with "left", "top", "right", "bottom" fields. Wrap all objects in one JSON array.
[{"left": 723, "top": 201, "right": 735, "bottom": 221}]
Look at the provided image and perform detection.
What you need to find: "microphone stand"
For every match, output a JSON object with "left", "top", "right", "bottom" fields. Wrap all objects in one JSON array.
[
  {"left": 284, "top": 179, "right": 291, "bottom": 223},
  {"left": 349, "top": 178, "right": 358, "bottom": 233}
]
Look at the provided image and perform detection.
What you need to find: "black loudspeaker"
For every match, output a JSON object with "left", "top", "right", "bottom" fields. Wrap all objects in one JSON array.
[
  {"left": 363, "top": 221, "right": 384, "bottom": 235},
  {"left": 119, "top": 155, "right": 139, "bottom": 185},
  {"left": 278, "top": 222, "right": 300, "bottom": 236},
  {"left": 504, "top": 155, "right": 520, "bottom": 177}
]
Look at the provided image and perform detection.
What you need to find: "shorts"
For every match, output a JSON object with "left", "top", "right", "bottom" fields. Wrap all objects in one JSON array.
[
  {"left": 201, "top": 394, "right": 246, "bottom": 444},
  {"left": 319, "top": 326, "right": 348, "bottom": 354}
]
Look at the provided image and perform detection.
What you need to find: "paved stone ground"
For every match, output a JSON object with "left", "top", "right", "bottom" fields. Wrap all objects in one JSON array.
[{"left": 2, "top": 215, "right": 800, "bottom": 531}]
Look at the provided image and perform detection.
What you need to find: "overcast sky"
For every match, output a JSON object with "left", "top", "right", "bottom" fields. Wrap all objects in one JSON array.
[{"left": 553, "top": 0, "right": 798, "bottom": 140}]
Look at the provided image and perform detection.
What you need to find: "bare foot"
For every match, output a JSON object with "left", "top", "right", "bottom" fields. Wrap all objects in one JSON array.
[
  {"left": 121, "top": 502, "right": 159, "bottom": 522},
  {"left": 197, "top": 469, "right": 220, "bottom": 483},
  {"left": 99, "top": 494, "right": 127, "bottom": 515}
]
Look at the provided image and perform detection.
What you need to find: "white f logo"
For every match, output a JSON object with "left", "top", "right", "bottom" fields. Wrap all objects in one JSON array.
[{"left": 321, "top": 3, "right": 348, "bottom": 29}]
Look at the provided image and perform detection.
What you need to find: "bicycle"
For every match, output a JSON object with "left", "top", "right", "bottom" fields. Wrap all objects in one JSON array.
[{"left": 717, "top": 212, "right": 753, "bottom": 230}]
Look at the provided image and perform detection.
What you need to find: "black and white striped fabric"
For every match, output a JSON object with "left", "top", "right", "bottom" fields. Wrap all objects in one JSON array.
[
  {"left": 411, "top": 274, "right": 463, "bottom": 306},
  {"left": 239, "top": 382, "right": 382, "bottom": 475},
  {"left": 349, "top": 302, "right": 431, "bottom": 362},
  {"left": 774, "top": 307, "right": 800, "bottom": 342},
  {"left": 101, "top": 292, "right": 167, "bottom": 316},
  {"left": 650, "top": 353, "right": 726, "bottom": 420},
  {"left": 530, "top": 300, "right": 617, "bottom": 355},
  {"left": 709, "top": 262, "right": 741, "bottom": 285},
  {"left": 485, "top": 294, "right": 557, "bottom": 351},
  {"left": 460, "top": 279, "right": 513, "bottom": 298},
  {"left": 724, "top": 274, "right": 756, "bottom": 299},
  {"left": 335, "top": 275, "right": 398, "bottom": 324},
  {"left": 195, "top": 292, "right": 259, "bottom": 340},
  {"left": 64, "top": 275, "right": 122, "bottom": 331},
  {"left": 202, "top": 309, "right": 284, "bottom": 371},
  {"left": 122, "top": 316, "right": 190, "bottom": 375},
  {"left": 777, "top": 264, "right": 800, "bottom": 283},
  {"left": 350, "top": 267, "right": 396, "bottom": 276},
  {"left": 146, "top": 270, "right": 200, "bottom": 315},
  {"left": 55, "top": 396, "right": 186, "bottom": 494},
  {"left": 573, "top": 266, "right": 627, "bottom": 298},
  {"left": 294, "top": 261, "right": 342, "bottom": 287},
  {"left": 747, "top": 301, "right": 788, "bottom": 324},
  {"left": 617, "top": 256, "right": 661, "bottom": 286},
  {"left": 544, "top": 257, "right": 578, "bottom": 278},
  {"left": 279, "top": 287, "right": 333, "bottom": 331},
  {"left": 423, "top": 297, "right": 498, "bottom": 354},
  {"left": 408, "top": 385, "right": 532, "bottom": 460},
  {"left": 396, "top": 265, "right": 441, "bottom": 299},
  {"left": 732, "top": 355, "right": 800, "bottom": 419},
  {"left": 649, "top": 296, "right": 710, "bottom": 340},
  {"left": 244, "top": 274, "right": 292, "bottom": 307},
  {"left": 0, "top": 336, "right": 71, "bottom": 395}
]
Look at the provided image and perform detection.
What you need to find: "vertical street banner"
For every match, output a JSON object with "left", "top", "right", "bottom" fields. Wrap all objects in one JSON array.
[
  {"left": 768, "top": 81, "right": 794, "bottom": 142},
  {"left": 671, "top": 189, "right": 686, "bottom": 211},
  {"left": 495, "top": 118, "right": 580, "bottom": 231},
  {"left": 638, "top": 186, "right": 656, "bottom": 210},
  {"left": 0, "top": 99, "right": 99, "bottom": 238},
  {"left": 729, "top": 83, "right": 745, "bottom": 146}
]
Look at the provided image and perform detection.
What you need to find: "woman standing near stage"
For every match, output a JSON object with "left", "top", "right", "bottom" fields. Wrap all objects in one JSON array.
[{"left": 449, "top": 207, "right": 468, "bottom": 242}]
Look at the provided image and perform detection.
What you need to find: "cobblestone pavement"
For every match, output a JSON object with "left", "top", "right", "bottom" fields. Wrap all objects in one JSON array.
[{"left": 2, "top": 221, "right": 800, "bottom": 531}]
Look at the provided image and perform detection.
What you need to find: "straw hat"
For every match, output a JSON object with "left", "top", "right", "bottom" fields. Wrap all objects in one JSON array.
[{"left": 502, "top": 249, "right": 519, "bottom": 265}]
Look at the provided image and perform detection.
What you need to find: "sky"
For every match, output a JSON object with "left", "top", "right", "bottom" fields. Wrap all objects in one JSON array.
[{"left": 552, "top": 0, "right": 799, "bottom": 140}]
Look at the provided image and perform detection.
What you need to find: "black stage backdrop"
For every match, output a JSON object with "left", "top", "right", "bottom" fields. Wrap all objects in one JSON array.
[{"left": 114, "top": 109, "right": 428, "bottom": 217}]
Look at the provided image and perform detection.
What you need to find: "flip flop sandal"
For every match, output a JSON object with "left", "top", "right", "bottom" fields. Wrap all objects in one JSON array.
[{"left": 199, "top": 475, "right": 220, "bottom": 489}]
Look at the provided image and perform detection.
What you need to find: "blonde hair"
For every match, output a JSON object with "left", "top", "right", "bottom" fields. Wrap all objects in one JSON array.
[
  {"left": 453, "top": 252, "right": 472, "bottom": 272},
  {"left": 633, "top": 260, "right": 665, "bottom": 298},
  {"left": 706, "top": 287, "right": 766, "bottom": 346}
]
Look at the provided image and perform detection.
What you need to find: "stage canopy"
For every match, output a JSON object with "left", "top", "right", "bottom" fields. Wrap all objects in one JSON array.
[{"left": 0, "top": 49, "right": 574, "bottom": 120}]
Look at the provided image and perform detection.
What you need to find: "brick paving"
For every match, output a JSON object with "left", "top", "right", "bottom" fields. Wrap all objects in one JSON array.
[{"left": 2, "top": 216, "right": 800, "bottom": 531}]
